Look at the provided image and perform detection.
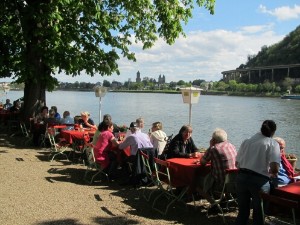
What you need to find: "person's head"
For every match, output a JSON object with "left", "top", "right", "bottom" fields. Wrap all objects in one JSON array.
[
  {"left": 261, "top": 120, "right": 277, "bottom": 137},
  {"left": 51, "top": 106, "right": 58, "bottom": 113},
  {"left": 151, "top": 122, "right": 163, "bottom": 132},
  {"left": 136, "top": 117, "right": 144, "bottom": 129},
  {"left": 179, "top": 125, "right": 193, "bottom": 141},
  {"left": 63, "top": 111, "right": 70, "bottom": 118},
  {"left": 6, "top": 99, "right": 10, "bottom": 104},
  {"left": 41, "top": 106, "right": 48, "bottom": 114},
  {"left": 211, "top": 128, "right": 227, "bottom": 143},
  {"left": 274, "top": 137, "right": 286, "bottom": 154},
  {"left": 103, "top": 114, "right": 112, "bottom": 122},
  {"left": 81, "top": 111, "right": 90, "bottom": 120},
  {"left": 129, "top": 122, "right": 138, "bottom": 133},
  {"left": 101, "top": 119, "right": 113, "bottom": 131},
  {"left": 49, "top": 109, "right": 55, "bottom": 118}
]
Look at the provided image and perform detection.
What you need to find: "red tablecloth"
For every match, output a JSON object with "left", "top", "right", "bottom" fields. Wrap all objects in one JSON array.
[
  {"left": 60, "top": 130, "right": 95, "bottom": 144},
  {"left": 166, "top": 158, "right": 211, "bottom": 191},
  {"left": 273, "top": 181, "right": 300, "bottom": 202}
]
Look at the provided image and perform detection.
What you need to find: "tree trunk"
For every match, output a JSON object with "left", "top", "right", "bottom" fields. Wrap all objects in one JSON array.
[{"left": 22, "top": 81, "right": 46, "bottom": 120}]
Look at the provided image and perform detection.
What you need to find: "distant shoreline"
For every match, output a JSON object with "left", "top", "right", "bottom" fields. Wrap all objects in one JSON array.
[{"left": 10, "top": 89, "right": 281, "bottom": 98}]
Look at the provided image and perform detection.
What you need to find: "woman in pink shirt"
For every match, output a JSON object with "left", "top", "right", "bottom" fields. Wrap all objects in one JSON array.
[{"left": 93, "top": 120, "right": 119, "bottom": 170}]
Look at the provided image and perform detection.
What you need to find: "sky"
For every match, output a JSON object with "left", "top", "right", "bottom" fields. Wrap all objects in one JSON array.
[{"left": 1, "top": 0, "right": 300, "bottom": 84}]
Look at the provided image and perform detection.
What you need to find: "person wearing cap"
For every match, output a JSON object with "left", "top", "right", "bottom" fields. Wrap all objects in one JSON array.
[
  {"left": 77, "top": 111, "right": 97, "bottom": 130},
  {"left": 118, "top": 122, "right": 153, "bottom": 156},
  {"left": 118, "top": 122, "right": 153, "bottom": 185}
]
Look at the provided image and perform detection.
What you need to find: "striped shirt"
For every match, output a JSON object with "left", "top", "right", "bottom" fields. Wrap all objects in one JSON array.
[{"left": 202, "top": 141, "right": 237, "bottom": 183}]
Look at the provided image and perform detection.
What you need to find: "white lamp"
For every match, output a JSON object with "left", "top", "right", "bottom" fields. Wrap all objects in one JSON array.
[
  {"left": 180, "top": 87, "right": 203, "bottom": 125},
  {"left": 94, "top": 85, "right": 107, "bottom": 123}
]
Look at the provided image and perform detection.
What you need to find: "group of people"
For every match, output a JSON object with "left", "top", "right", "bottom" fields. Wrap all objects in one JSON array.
[
  {"left": 161, "top": 119, "right": 295, "bottom": 225},
  {"left": 28, "top": 106, "right": 297, "bottom": 224},
  {"left": 92, "top": 117, "right": 294, "bottom": 225},
  {"left": 1, "top": 98, "right": 22, "bottom": 112},
  {"left": 32, "top": 105, "right": 86, "bottom": 146}
]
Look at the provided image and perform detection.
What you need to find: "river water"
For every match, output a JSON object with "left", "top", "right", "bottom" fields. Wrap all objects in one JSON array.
[{"left": 4, "top": 91, "right": 300, "bottom": 157}]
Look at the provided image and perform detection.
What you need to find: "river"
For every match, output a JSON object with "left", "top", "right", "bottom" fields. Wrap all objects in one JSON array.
[{"left": 3, "top": 91, "right": 300, "bottom": 158}]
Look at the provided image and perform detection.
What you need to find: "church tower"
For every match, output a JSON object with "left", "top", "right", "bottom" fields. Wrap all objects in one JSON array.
[{"left": 136, "top": 71, "right": 141, "bottom": 83}]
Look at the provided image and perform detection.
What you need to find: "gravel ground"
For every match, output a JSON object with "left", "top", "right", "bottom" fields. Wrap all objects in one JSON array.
[{"left": 0, "top": 127, "right": 275, "bottom": 225}]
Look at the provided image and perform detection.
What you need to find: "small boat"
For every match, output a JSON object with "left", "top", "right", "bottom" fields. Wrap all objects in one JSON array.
[{"left": 281, "top": 94, "right": 300, "bottom": 100}]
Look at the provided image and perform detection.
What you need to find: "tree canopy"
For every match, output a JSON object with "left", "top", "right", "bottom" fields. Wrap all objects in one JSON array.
[{"left": 0, "top": 0, "right": 215, "bottom": 118}]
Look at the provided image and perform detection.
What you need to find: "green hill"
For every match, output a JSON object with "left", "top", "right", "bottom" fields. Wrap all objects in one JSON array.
[{"left": 240, "top": 25, "right": 300, "bottom": 68}]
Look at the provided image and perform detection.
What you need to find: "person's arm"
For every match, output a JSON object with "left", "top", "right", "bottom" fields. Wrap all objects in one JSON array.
[
  {"left": 119, "top": 136, "right": 132, "bottom": 149},
  {"left": 84, "top": 118, "right": 97, "bottom": 129},
  {"left": 269, "top": 162, "right": 280, "bottom": 177},
  {"left": 200, "top": 148, "right": 211, "bottom": 165},
  {"left": 111, "top": 137, "right": 119, "bottom": 147}
]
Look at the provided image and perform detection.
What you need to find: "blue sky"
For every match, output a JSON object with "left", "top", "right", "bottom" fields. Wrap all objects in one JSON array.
[{"left": 1, "top": 0, "right": 300, "bottom": 84}]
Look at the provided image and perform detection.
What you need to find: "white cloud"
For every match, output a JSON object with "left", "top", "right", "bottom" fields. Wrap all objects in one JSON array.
[
  {"left": 0, "top": 26, "right": 284, "bottom": 84},
  {"left": 112, "top": 27, "right": 284, "bottom": 82},
  {"left": 259, "top": 4, "right": 300, "bottom": 21}
]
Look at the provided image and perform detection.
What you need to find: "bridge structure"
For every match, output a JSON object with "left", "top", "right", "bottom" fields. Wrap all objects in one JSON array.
[{"left": 222, "top": 64, "right": 300, "bottom": 84}]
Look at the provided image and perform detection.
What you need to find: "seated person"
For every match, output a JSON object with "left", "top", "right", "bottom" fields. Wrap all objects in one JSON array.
[
  {"left": 197, "top": 128, "right": 237, "bottom": 206},
  {"left": 118, "top": 122, "right": 153, "bottom": 185},
  {"left": 4, "top": 99, "right": 13, "bottom": 110},
  {"left": 77, "top": 111, "right": 97, "bottom": 130},
  {"left": 98, "top": 114, "right": 120, "bottom": 133},
  {"left": 32, "top": 106, "right": 49, "bottom": 146},
  {"left": 149, "top": 121, "right": 167, "bottom": 156},
  {"left": 136, "top": 117, "right": 145, "bottom": 131},
  {"left": 35, "top": 106, "right": 49, "bottom": 123},
  {"left": 51, "top": 106, "right": 61, "bottom": 120},
  {"left": 45, "top": 109, "right": 60, "bottom": 125},
  {"left": 93, "top": 120, "right": 119, "bottom": 177},
  {"left": 119, "top": 122, "right": 153, "bottom": 157},
  {"left": 60, "top": 111, "right": 74, "bottom": 130},
  {"left": 271, "top": 137, "right": 295, "bottom": 186},
  {"left": 9, "top": 100, "right": 21, "bottom": 112},
  {"left": 166, "top": 125, "right": 199, "bottom": 158}
]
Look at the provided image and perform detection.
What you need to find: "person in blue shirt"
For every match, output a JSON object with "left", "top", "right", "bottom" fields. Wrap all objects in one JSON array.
[{"left": 271, "top": 137, "right": 294, "bottom": 187}]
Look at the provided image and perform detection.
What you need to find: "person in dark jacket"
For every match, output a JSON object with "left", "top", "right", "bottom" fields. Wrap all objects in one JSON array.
[{"left": 166, "top": 125, "right": 199, "bottom": 159}]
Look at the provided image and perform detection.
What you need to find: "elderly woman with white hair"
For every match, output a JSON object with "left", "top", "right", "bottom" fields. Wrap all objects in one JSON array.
[
  {"left": 77, "top": 111, "right": 97, "bottom": 130},
  {"left": 271, "top": 137, "right": 295, "bottom": 186}
]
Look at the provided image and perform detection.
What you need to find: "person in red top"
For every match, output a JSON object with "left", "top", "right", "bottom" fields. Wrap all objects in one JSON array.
[
  {"left": 197, "top": 128, "right": 237, "bottom": 207},
  {"left": 93, "top": 120, "right": 119, "bottom": 175}
]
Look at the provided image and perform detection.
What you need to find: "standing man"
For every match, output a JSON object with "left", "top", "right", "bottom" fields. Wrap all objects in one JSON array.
[{"left": 235, "top": 120, "right": 280, "bottom": 225}]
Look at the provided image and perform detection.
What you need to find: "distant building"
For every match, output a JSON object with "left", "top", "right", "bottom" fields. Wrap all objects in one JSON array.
[
  {"left": 158, "top": 74, "right": 166, "bottom": 84},
  {"left": 136, "top": 71, "right": 141, "bottom": 83},
  {"left": 111, "top": 81, "right": 122, "bottom": 89}
]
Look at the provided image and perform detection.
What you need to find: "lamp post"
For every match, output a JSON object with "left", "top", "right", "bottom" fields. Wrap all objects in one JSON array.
[
  {"left": 94, "top": 85, "right": 107, "bottom": 124},
  {"left": 180, "top": 87, "right": 203, "bottom": 125}
]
